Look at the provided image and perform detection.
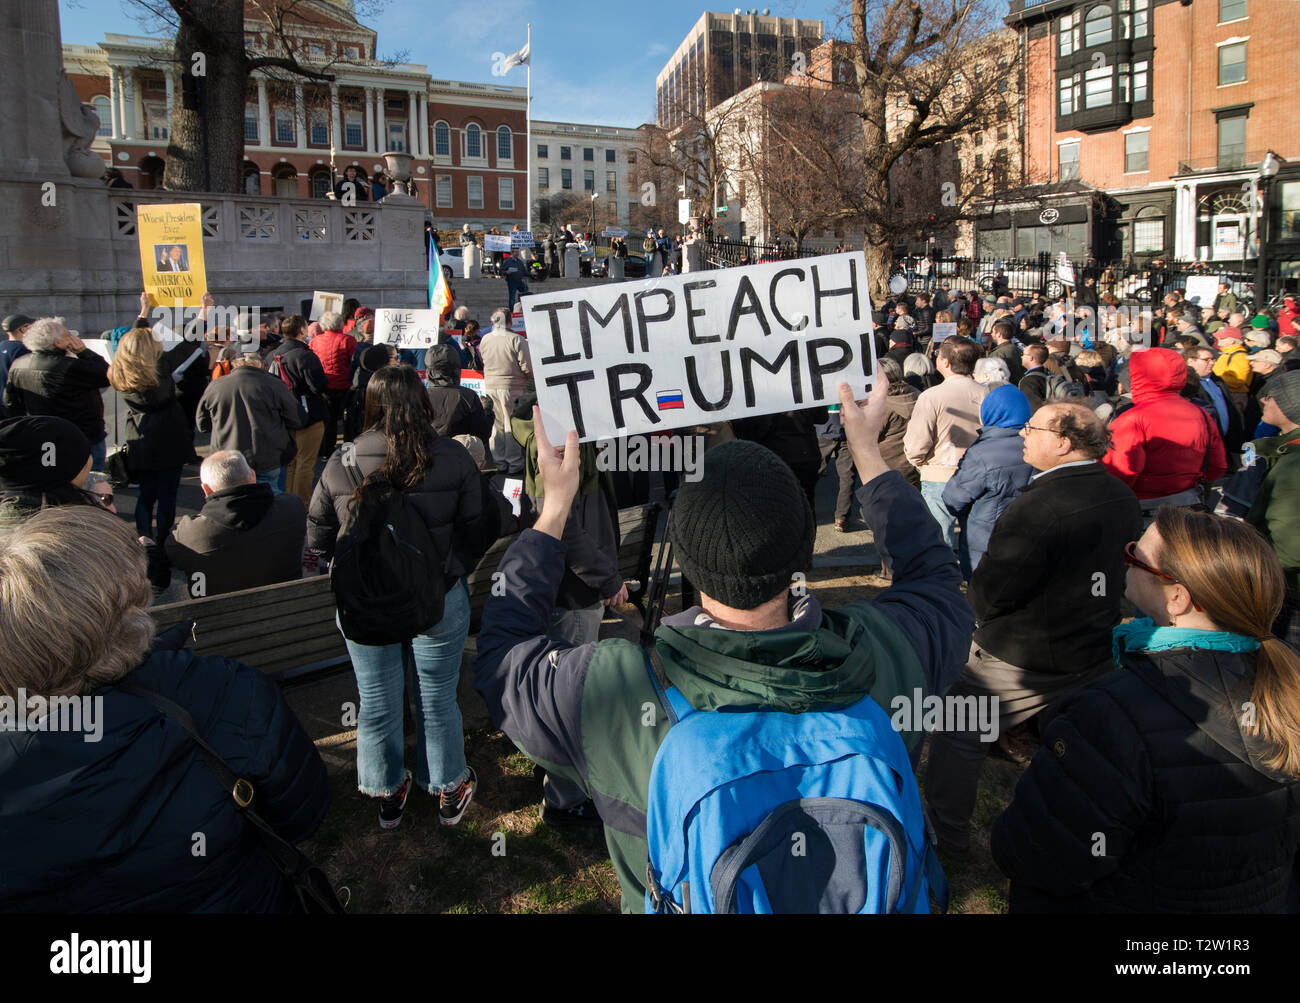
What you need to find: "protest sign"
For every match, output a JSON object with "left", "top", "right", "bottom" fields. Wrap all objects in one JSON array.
[
  {"left": 1056, "top": 252, "right": 1076, "bottom": 286},
  {"left": 460, "top": 369, "right": 485, "bottom": 395},
  {"left": 931, "top": 322, "right": 958, "bottom": 342},
  {"left": 501, "top": 477, "right": 523, "bottom": 517},
  {"left": 137, "top": 203, "right": 207, "bottom": 308},
  {"left": 1184, "top": 275, "right": 1219, "bottom": 306},
  {"left": 484, "top": 234, "right": 511, "bottom": 252},
  {"left": 80, "top": 338, "right": 114, "bottom": 364},
  {"left": 511, "top": 231, "right": 535, "bottom": 248},
  {"left": 678, "top": 199, "right": 692, "bottom": 225},
  {"left": 374, "top": 308, "right": 444, "bottom": 349},
  {"left": 309, "top": 291, "right": 344, "bottom": 321},
  {"left": 511, "top": 305, "right": 525, "bottom": 333},
  {"left": 524, "top": 251, "right": 876, "bottom": 443},
  {"left": 603, "top": 227, "right": 628, "bottom": 238}
]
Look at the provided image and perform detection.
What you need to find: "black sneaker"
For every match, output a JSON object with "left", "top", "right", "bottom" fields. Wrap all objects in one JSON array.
[
  {"left": 378, "top": 769, "right": 413, "bottom": 830},
  {"left": 539, "top": 798, "right": 603, "bottom": 829},
  {"left": 438, "top": 766, "right": 477, "bottom": 827}
]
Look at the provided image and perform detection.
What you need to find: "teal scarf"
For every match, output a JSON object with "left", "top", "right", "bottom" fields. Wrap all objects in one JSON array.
[{"left": 1113, "top": 617, "right": 1261, "bottom": 667}]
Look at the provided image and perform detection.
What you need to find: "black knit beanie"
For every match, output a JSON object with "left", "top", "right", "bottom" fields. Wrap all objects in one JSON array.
[
  {"left": 0, "top": 416, "right": 91, "bottom": 491},
  {"left": 669, "top": 439, "right": 814, "bottom": 610}
]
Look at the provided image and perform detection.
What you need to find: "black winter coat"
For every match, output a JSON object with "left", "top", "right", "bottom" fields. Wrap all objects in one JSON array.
[
  {"left": 267, "top": 339, "right": 329, "bottom": 425},
  {"left": 731, "top": 405, "right": 830, "bottom": 478},
  {"left": 121, "top": 365, "right": 193, "bottom": 472},
  {"left": 992, "top": 646, "right": 1300, "bottom": 912},
  {"left": 307, "top": 428, "right": 489, "bottom": 580},
  {"left": 424, "top": 343, "right": 492, "bottom": 450},
  {"left": 0, "top": 628, "right": 330, "bottom": 912},
  {"left": 970, "top": 462, "right": 1142, "bottom": 675},
  {"left": 3, "top": 348, "right": 110, "bottom": 443},
  {"left": 166, "top": 483, "right": 307, "bottom": 596},
  {"left": 196, "top": 367, "right": 305, "bottom": 475}
]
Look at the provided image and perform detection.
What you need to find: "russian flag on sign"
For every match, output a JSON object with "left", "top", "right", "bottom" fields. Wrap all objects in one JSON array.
[{"left": 656, "top": 390, "right": 685, "bottom": 411}]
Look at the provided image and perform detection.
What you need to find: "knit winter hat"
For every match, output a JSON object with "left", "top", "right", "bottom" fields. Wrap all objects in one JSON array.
[
  {"left": 980, "top": 384, "right": 1032, "bottom": 429},
  {"left": 360, "top": 344, "right": 391, "bottom": 371},
  {"left": 669, "top": 439, "right": 814, "bottom": 610},
  {"left": 1262, "top": 371, "right": 1300, "bottom": 426},
  {"left": 1251, "top": 314, "right": 1272, "bottom": 330},
  {"left": 0, "top": 415, "right": 91, "bottom": 491}
]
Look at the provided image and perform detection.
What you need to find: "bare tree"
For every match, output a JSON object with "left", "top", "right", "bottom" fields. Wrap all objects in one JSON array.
[
  {"left": 836, "top": 0, "right": 1010, "bottom": 299},
  {"left": 125, "top": 0, "right": 393, "bottom": 194}
]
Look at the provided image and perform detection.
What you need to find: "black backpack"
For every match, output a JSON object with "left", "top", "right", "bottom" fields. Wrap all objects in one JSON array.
[{"left": 330, "top": 459, "right": 449, "bottom": 646}]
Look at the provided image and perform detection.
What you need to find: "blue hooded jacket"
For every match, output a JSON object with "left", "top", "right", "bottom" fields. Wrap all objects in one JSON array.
[{"left": 943, "top": 385, "right": 1035, "bottom": 571}]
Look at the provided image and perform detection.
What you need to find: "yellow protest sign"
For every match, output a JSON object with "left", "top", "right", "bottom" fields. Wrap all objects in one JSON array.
[{"left": 137, "top": 203, "right": 208, "bottom": 308}]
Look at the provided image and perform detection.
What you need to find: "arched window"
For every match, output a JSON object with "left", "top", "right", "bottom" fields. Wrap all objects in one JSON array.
[
  {"left": 310, "top": 168, "right": 332, "bottom": 199},
  {"left": 497, "top": 125, "right": 512, "bottom": 161},
  {"left": 1133, "top": 205, "right": 1164, "bottom": 253},
  {"left": 466, "top": 123, "right": 482, "bottom": 159},
  {"left": 243, "top": 161, "right": 261, "bottom": 195},
  {"left": 1084, "top": 4, "right": 1113, "bottom": 46},
  {"left": 434, "top": 120, "right": 450, "bottom": 158},
  {"left": 92, "top": 96, "right": 112, "bottom": 137}
]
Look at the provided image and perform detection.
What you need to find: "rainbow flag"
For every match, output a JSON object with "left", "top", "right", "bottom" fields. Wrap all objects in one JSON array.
[{"left": 428, "top": 232, "right": 453, "bottom": 321}]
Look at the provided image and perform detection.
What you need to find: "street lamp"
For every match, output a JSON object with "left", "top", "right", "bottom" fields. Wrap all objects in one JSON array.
[
  {"left": 590, "top": 191, "right": 599, "bottom": 237},
  {"left": 1254, "top": 151, "right": 1285, "bottom": 305}
]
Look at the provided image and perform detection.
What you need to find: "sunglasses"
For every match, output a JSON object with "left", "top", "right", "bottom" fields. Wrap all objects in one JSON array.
[
  {"left": 93, "top": 491, "right": 114, "bottom": 508},
  {"left": 1123, "top": 541, "right": 1203, "bottom": 610}
]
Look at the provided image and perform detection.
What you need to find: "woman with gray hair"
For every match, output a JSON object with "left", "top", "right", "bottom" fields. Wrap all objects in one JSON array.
[
  {"left": 902, "top": 351, "right": 939, "bottom": 394},
  {"left": 0, "top": 505, "right": 330, "bottom": 912},
  {"left": 973, "top": 356, "right": 1011, "bottom": 386}
]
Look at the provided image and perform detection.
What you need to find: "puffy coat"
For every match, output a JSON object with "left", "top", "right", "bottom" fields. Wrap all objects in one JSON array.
[
  {"left": 3, "top": 348, "right": 110, "bottom": 444},
  {"left": 309, "top": 330, "right": 358, "bottom": 392},
  {"left": 424, "top": 343, "right": 492, "bottom": 451},
  {"left": 1103, "top": 348, "right": 1227, "bottom": 499},
  {"left": 878, "top": 380, "right": 920, "bottom": 486},
  {"left": 1213, "top": 342, "right": 1253, "bottom": 395},
  {"left": 991, "top": 638, "right": 1300, "bottom": 912},
  {"left": 0, "top": 629, "right": 330, "bottom": 912},
  {"left": 307, "top": 427, "right": 488, "bottom": 580},
  {"left": 121, "top": 364, "right": 194, "bottom": 472},
  {"left": 942, "top": 385, "right": 1034, "bottom": 570},
  {"left": 1248, "top": 432, "right": 1300, "bottom": 599}
]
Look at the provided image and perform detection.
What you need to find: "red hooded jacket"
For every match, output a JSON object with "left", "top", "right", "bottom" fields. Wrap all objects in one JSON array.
[
  {"left": 309, "top": 329, "right": 358, "bottom": 391},
  {"left": 1103, "top": 348, "right": 1227, "bottom": 499},
  {"left": 1280, "top": 296, "right": 1298, "bottom": 339}
]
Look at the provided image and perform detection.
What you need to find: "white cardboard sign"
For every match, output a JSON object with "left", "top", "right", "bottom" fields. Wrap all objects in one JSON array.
[
  {"left": 309, "top": 290, "right": 344, "bottom": 321},
  {"left": 373, "top": 308, "right": 444, "bottom": 350},
  {"left": 484, "top": 234, "right": 511, "bottom": 251},
  {"left": 524, "top": 251, "right": 876, "bottom": 443},
  {"left": 1184, "top": 275, "right": 1219, "bottom": 306},
  {"left": 931, "top": 322, "right": 958, "bottom": 342}
]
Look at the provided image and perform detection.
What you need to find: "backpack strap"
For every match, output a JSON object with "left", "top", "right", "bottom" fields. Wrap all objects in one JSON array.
[{"left": 643, "top": 644, "right": 691, "bottom": 725}]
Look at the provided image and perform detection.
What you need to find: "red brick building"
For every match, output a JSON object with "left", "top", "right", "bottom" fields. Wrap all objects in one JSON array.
[
  {"left": 62, "top": 0, "right": 527, "bottom": 227},
  {"left": 996, "top": 0, "right": 1300, "bottom": 274}
]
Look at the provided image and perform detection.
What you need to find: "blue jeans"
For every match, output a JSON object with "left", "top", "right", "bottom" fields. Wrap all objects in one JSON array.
[
  {"left": 135, "top": 466, "right": 183, "bottom": 542},
  {"left": 920, "top": 479, "right": 959, "bottom": 553},
  {"left": 256, "top": 467, "right": 282, "bottom": 492},
  {"left": 507, "top": 280, "right": 527, "bottom": 312},
  {"left": 344, "top": 579, "right": 471, "bottom": 796},
  {"left": 90, "top": 438, "right": 106, "bottom": 472}
]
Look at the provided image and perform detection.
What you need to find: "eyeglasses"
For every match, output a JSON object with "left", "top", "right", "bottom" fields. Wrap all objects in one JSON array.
[
  {"left": 1123, "top": 541, "right": 1204, "bottom": 610},
  {"left": 1020, "top": 424, "right": 1060, "bottom": 435},
  {"left": 93, "top": 492, "right": 114, "bottom": 508}
]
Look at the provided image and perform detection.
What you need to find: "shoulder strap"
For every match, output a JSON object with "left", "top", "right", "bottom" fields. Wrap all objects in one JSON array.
[{"left": 643, "top": 645, "right": 691, "bottom": 724}]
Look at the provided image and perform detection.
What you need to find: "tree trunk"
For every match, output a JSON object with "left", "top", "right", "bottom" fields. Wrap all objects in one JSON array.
[{"left": 163, "top": 1, "right": 246, "bottom": 194}]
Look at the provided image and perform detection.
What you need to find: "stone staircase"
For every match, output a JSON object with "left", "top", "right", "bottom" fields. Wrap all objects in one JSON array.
[{"left": 445, "top": 274, "right": 614, "bottom": 325}]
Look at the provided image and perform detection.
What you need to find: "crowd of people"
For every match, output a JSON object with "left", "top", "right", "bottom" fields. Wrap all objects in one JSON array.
[{"left": 1, "top": 275, "right": 1299, "bottom": 915}]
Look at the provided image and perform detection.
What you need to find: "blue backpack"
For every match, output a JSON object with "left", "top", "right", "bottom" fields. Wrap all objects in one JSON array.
[{"left": 642, "top": 651, "right": 947, "bottom": 914}]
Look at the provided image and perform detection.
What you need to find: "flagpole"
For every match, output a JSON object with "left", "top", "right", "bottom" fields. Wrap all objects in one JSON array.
[{"left": 525, "top": 22, "right": 532, "bottom": 235}]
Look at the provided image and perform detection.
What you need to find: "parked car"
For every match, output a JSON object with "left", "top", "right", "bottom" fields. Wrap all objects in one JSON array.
[
  {"left": 437, "top": 245, "right": 461, "bottom": 282},
  {"left": 975, "top": 261, "right": 1066, "bottom": 299}
]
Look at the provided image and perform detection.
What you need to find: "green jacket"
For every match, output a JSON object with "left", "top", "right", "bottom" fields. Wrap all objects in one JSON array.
[
  {"left": 473, "top": 471, "right": 973, "bottom": 911},
  {"left": 1247, "top": 432, "right": 1300, "bottom": 597}
]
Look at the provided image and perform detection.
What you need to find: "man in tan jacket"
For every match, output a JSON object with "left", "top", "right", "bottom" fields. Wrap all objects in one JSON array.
[
  {"left": 480, "top": 309, "right": 532, "bottom": 474},
  {"left": 902, "top": 335, "right": 986, "bottom": 556}
]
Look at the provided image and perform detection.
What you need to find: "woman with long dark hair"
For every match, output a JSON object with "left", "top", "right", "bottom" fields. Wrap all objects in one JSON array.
[
  {"left": 308, "top": 365, "right": 487, "bottom": 831},
  {"left": 992, "top": 507, "right": 1300, "bottom": 912}
]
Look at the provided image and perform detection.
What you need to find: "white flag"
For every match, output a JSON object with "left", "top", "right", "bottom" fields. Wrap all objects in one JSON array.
[{"left": 499, "top": 42, "right": 529, "bottom": 72}]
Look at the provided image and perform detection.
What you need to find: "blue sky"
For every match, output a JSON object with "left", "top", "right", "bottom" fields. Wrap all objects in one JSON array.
[{"left": 59, "top": 0, "right": 845, "bottom": 127}]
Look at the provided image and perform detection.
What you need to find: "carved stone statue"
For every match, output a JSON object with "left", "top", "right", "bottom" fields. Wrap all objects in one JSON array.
[{"left": 59, "top": 70, "right": 106, "bottom": 179}]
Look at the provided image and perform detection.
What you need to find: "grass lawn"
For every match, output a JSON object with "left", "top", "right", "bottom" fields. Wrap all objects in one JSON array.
[{"left": 300, "top": 568, "right": 1029, "bottom": 914}]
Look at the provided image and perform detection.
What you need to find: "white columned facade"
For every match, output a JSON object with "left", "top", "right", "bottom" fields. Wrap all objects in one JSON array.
[
  {"left": 121, "top": 68, "right": 137, "bottom": 139},
  {"left": 164, "top": 71, "right": 174, "bottom": 123},
  {"left": 257, "top": 78, "right": 270, "bottom": 148},
  {"left": 364, "top": 87, "right": 375, "bottom": 154},
  {"left": 1174, "top": 181, "right": 1198, "bottom": 260},
  {"left": 418, "top": 92, "right": 429, "bottom": 158},
  {"left": 407, "top": 90, "right": 418, "bottom": 155},
  {"left": 294, "top": 83, "right": 305, "bottom": 148},
  {"left": 108, "top": 68, "right": 121, "bottom": 140},
  {"left": 131, "top": 68, "right": 144, "bottom": 140},
  {"left": 329, "top": 82, "right": 341, "bottom": 154},
  {"left": 375, "top": 88, "right": 386, "bottom": 152}
]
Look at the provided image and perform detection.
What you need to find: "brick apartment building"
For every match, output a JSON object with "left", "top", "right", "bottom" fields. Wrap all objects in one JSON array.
[
  {"left": 994, "top": 0, "right": 1299, "bottom": 277},
  {"left": 62, "top": 0, "right": 528, "bottom": 228}
]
